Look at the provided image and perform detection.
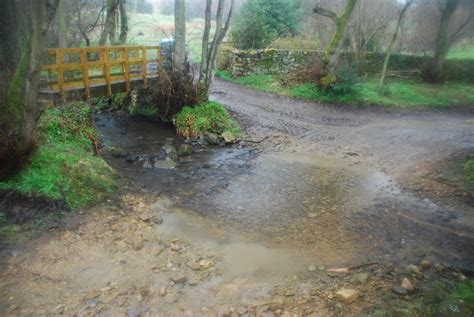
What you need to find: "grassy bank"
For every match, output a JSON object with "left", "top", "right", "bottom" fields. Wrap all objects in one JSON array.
[
  {"left": 216, "top": 70, "right": 474, "bottom": 109},
  {"left": 175, "top": 101, "right": 240, "bottom": 138},
  {"left": 0, "top": 102, "right": 116, "bottom": 210},
  {"left": 374, "top": 279, "right": 474, "bottom": 316},
  {"left": 464, "top": 158, "right": 474, "bottom": 195}
]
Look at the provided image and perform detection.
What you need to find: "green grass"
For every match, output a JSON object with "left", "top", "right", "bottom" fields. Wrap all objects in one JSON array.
[
  {"left": 448, "top": 44, "right": 474, "bottom": 59},
  {"left": 373, "top": 280, "right": 474, "bottom": 316},
  {"left": 216, "top": 70, "right": 474, "bottom": 108},
  {"left": 0, "top": 102, "right": 117, "bottom": 209},
  {"left": 463, "top": 158, "right": 474, "bottom": 195},
  {"left": 175, "top": 101, "right": 240, "bottom": 138}
]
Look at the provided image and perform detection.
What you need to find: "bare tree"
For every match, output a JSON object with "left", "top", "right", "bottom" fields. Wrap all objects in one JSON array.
[
  {"left": 174, "top": 0, "right": 186, "bottom": 73},
  {"left": 313, "top": 0, "right": 358, "bottom": 82},
  {"left": 0, "top": 0, "right": 59, "bottom": 179},
  {"left": 57, "top": 0, "right": 67, "bottom": 47},
  {"left": 424, "top": 0, "right": 474, "bottom": 83},
  {"left": 378, "top": 0, "right": 414, "bottom": 91},
  {"left": 199, "top": 0, "right": 234, "bottom": 100},
  {"left": 118, "top": 0, "right": 128, "bottom": 44},
  {"left": 99, "top": 0, "right": 120, "bottom": 45}
]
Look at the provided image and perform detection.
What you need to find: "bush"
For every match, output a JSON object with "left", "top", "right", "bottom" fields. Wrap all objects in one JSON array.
[
  {"left": 175, "top": 102, "right": 240, "bottom": 138},
  {"left": 0, "top": 102, "right": 116, "bottom": 208},
  {"left": 231, "top": 0, "right": 301, "bottom": 49},
  {"left": 146, "top": 69, "right": 198, "bottom": 122}
]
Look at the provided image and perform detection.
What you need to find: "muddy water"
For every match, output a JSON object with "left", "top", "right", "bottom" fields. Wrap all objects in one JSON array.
[{"left": 96, "top": 112, "right": 474, "bottom": 272}]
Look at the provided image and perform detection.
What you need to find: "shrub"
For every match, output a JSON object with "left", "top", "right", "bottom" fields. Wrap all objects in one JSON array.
[
  {"left": 231, "top": 0, "right": 301, "bottom": 49},
  {"left": 175, "top": 102, "right": 240, "bottom": 138},
  {"left": 146, "top": 69, "right": 198, "bottom": 122}
]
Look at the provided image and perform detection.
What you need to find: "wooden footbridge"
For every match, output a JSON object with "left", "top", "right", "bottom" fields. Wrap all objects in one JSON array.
[{"left": 39, "top": 46, "right": 163, "bottom": 101}]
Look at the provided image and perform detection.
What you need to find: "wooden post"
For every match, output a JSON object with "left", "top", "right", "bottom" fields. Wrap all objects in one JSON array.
[
  {"left": 56, "top": 49, "right": 65, "bottom": 101},
  {"left": 124, "top": 47, "right": 130, "bottom": 92},
  {"left": 142, "top": 46, "right": 147, "bottom": 88},
  {"left": 103, "top": 47, "right": 112, "bottom": 96},
  {"left": 80, "top": 48, "right": 91, "bottom": 99}
]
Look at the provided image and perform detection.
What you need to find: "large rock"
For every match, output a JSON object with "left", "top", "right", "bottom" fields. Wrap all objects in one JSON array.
[
  {"left": 161, "top": 144, "right": 178, "bottom": 160},
  {"left": 178, "top": 144, "right": 193, "bottom": 156},
  {"left": 203, "top": 133, "right": 220, "bottom": 145},
  {"left": 108, "top": 146, "right": 127, "bottom": 157},
  {"left": 154, "top": 158, "right": 177, "bottom": 169},
  {"left": 335, "top": 288, "right": 359, "bottom": 304},
  {"left": 221, "top": 131, "right": 236, "bottom": 143}
]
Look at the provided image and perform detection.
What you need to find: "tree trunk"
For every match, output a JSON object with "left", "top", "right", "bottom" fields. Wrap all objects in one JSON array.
[
  {"left": 198, "top": 0, "right": 234, "bottom": 100},
  {"left": 0, "top": 0, "right": 58, "bottom": 179},
  {"left": 118, "top": 0, "right": 128, "bottom": 44},
  {"left": 57, "top": 0, "right": 67, "bottom": 48},
  {"left": 173, "top": 0, "right": 186, "bottom": 73},
  {"left": 378, "top": 0, "right": 413, "bottom": 92},
  {"left": 314, "top": 0, "right": 357, "bottom": 80},
  {"left": 425, "top": 0, "right": 459, "bottom": 83},
  {"left": 99, "top": 0, "right": 119, "bottom": 46}
]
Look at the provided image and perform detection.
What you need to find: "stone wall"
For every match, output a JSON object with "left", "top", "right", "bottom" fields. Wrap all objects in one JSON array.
[
  {"left": 221, "top": 49, "right": 320, "bottom": 77},
  {"left": 219, "top": 49, "right": 474, "bottom": 83}
]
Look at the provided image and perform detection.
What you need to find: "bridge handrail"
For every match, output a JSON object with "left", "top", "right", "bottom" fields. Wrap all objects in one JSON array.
[{"left": 41, "top": 45, "right": 162, "bottom": 100}]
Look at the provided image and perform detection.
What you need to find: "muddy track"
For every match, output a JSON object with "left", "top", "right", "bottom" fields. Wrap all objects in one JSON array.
[{"left": 211, "top": 79, "right": 474, "bottom": 175}]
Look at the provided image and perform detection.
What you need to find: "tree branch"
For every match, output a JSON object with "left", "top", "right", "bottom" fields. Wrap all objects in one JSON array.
[
  {"left": 313, "top": 6, "right": 338, "bottom": 24},
  {"left": 449, "top": 8, "right": 474, "bottom": 44}
]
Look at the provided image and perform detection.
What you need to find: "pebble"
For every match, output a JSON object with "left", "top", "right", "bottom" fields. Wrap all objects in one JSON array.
[
  {"left": 335, "top": 288, "right": 359, "bottom": 304},
  {"left": 405, "top": 264, "right": 420, "bottom": 275},
  {"left": 159, "top": 286, "right": 166, "bottom": 296},
  {"left": 401, "top": 277, "right": 414, "bottom": 293},
  {"left": 420, "top": 260, "right": 431, "bottom": 269},
  {"left": 170, "top": 275, "right": 188, "bottom": 284},
  {"left": 392, "top": 286, "right": 408, "bottom": 296},
  {"left": 307, "top": 265, "right": 317, "bottom": 272}
]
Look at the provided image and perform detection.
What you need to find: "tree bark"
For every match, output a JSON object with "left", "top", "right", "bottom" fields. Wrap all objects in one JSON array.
[
  {"left": 314, "top": 0, "right": 358, "bottom": 80},
  {"left": 99, "top": 0, "right": 119, "bottom": 46},
  {"left": 173, "top": 0, "right": 186, "bottom": 73},
  {"left": 425, "top": 0, "right": 459, "bottom": 83},
  {"left": 378, "top": 0, "right": 413, "bottom": 92},
  {"left": 198, "top": 0, "right": 234, "bottom": 100},
  {"left": 0, "top": 0, "right": 58, "bottom": 179},
  {"left": 57, "top": 0, "right": 67, "bottom": 48},
  {"left": 118, "top": 0, "right": 128, "bottom": 44}
]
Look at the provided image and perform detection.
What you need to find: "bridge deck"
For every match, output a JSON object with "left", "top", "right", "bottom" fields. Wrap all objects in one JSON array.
[{"left": 40, "top": 46, "right": 162, "bottom": 101}]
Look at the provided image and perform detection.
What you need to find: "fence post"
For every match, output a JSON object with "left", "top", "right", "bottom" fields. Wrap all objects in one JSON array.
[
  {"left": 142, "top": 47, "right": 147, "bottom": 88},
  {"left": 80, "top": 48, "right": 91, "bottom": 100},
  {"left": 103, "top": 47, "right": 112, "bottom": 96},
  {"left": 124, "top": 47, "right": 130, "bottom": 92},
  {"left": 56, "top": 49, "right": 65, "bottom": 101}
]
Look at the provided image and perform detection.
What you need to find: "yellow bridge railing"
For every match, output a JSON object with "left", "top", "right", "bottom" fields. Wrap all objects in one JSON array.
[{"left": 41, "top": 46, "right": 162, "bottom": 100}]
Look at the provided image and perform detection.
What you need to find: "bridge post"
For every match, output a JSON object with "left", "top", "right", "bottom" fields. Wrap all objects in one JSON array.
[
  {"left": 56, "top": 49, "right": 65, "bottom": 101},
  {"left": 102, "top": 47, "right": 112, "bottom": 96},
  {"left": 124, "top": 47, "right": 130, "bottom": 92},
  {"left": 142, "top": 47, "right": 147, "bottom": 89},
  {"left": 80, "top": 49, "right": 91, "bottom": 100}
]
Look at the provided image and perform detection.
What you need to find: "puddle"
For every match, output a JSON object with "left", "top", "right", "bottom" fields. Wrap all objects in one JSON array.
[{"left": 96, "top": 112, "right": 474, "bottom": 270}]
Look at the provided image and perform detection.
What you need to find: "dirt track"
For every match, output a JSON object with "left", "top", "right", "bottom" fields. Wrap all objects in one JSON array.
[{"left": 0, "top": 80, "right": 473, "bottom": 316}]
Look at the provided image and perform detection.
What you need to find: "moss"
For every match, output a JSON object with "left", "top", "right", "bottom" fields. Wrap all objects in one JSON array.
[
  {"left": 175, "top": 102, "right": 240, "bottom": 138},
  {"left": 0, "top": 102, "right": 117, "bottom": 209},
  {"left": 2, "top": 37, "right": 30, "bottom": 129},
  {"left": 463, "top": 158, "right": 474, "bottom": 195}
]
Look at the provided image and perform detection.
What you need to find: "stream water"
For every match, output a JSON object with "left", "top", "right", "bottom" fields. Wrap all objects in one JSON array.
[{"left": 96, "top": 112, "right": 474, "bottom": 272}]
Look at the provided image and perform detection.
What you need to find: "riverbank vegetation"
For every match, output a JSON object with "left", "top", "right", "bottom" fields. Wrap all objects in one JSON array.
[
  {"left": 0, "top": 102, "right": 117, "bottom": 209},
  {"left": 216, "top": 70, "right": 474, "bottom": 109},
  {"left": 175, "top": 102, "right": 240, "bottom": 138}
]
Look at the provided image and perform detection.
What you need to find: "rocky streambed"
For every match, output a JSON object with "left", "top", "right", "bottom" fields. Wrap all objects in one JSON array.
[{"left": 1, "top": 94, "right": 474, "bottom": 316}]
